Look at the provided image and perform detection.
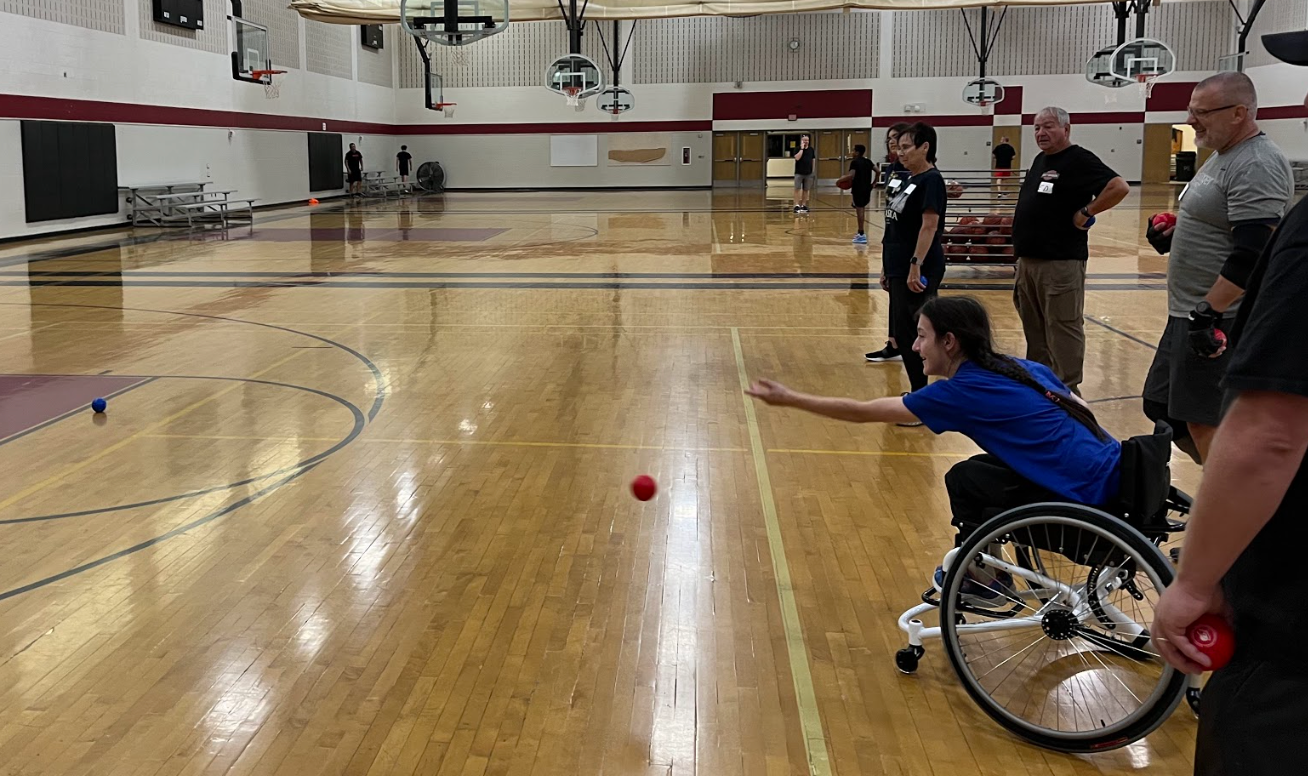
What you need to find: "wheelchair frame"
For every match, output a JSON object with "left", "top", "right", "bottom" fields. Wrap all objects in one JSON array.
[{"left": 893, "top": 487, "right": 1202, "bottom": 753}]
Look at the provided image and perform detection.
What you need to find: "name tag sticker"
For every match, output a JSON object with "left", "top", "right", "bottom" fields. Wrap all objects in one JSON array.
[
  {"left": 1038, "top": 181, "right": 1054, "bottom": 194},
  {"left": 902, "top": 183, "right": 917, "bottom": 197}
]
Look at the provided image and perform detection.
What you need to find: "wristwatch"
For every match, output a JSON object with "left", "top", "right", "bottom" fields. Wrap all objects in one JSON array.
[
  {"left": 1079, "top": 207, "right": 1093, "bottom": 219},
  {"left": 1191, "top": 301, "right": 1220, "bottom": 321},
  {"left": 909, "top": 256, "right": 921, "bottom": 265}
]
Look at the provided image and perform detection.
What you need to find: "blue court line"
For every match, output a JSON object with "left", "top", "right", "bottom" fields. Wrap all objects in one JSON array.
[
  {"left": 0, "top": 377, "right": 157, "bottom": 449},
  {"left": 0, "top": 280, "right": 1167, "bottom": 291},
  {"left": 1084, "top": 316, "right": 1161, "bottom": 350},
  {"left": 0, "top": 464, "right": 318, "bottom": 602},
  {"left": 0, "top": 375, "right": 364, "bottom": 526},
  {"left": 5, "top": 302, "right": 387, "bottom": 423}
]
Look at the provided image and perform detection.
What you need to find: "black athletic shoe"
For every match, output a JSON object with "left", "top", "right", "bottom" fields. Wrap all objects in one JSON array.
[
  {"left": 865, "top": 342, "right": 902, "bottom": 363},
  {"left": 793, "top": 205, "right": 801, "bottom": 214}
]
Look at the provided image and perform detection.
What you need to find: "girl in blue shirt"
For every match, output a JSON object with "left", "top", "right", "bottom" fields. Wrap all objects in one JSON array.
[{"left": 748, "top": 296, "right": 1121, "bottom": 534}]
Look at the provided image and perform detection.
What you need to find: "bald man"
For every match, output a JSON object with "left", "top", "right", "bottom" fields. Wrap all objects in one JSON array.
[{"left": 1143, "top": 72, "right": 1293, "bottom": 463}]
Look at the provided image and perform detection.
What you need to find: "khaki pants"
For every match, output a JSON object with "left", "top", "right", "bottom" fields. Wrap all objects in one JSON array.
[{"left": 1013, "top": 258, "right": 1087, "bottom": 394}]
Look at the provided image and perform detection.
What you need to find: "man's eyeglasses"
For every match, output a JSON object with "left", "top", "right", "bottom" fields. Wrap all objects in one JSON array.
[{"left": 1187, "top": 104, "right": 1240, "bottom": 119}]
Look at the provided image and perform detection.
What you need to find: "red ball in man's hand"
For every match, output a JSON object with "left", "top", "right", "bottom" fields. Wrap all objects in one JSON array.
[
  {"left": 1187, "top": 613, "right": 1236, "bottom": 671},
  {"left": 1151, "top": 212, "right": 1177, "bottom": 232}
]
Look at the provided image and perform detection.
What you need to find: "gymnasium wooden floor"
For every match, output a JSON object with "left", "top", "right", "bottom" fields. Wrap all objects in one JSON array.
[{"left": 0, "top": 184, "right": 1213, "bottom": 775}]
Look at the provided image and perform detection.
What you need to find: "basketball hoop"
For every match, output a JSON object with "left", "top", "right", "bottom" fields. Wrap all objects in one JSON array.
[
  {"left": 252, "top": 69, "right": 286, "bottom": 99},
  {"left": 435, "top": 102, "right": 457, "bottom": 118},
  {"left": 563, "top": 86, "right": 581, "bottom": 107},
  {"left": 451, "top": 47, "right": 470, "bottom": 68},
  {"left": 1137, "top": 73, "right": 1158, "bottom": 100}
]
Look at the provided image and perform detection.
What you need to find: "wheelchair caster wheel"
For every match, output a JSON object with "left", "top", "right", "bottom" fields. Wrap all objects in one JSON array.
[
  {"left": 895, "top": 645, "right": 925, "bottom": 674},
  {"left": 1186, "top": 686, "right": 1202, "bottom": 718}
]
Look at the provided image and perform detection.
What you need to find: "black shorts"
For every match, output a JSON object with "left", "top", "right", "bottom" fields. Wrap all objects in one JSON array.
[
  {"left": 347, "top": 170, "right": 362, "bottom": 183},
  {"left": 399, "top": 166, "right": 410, "bottom": 177},
  {"left": 851, "top": 187, "right": 872, "bottom": 209},
  {"left": 1142, "top": 315, "right": 1231, "bottom": 427}
]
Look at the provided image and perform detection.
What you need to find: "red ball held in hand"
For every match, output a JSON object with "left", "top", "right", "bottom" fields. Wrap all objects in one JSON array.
[
  {"left": 1186, "top": 613, "right": 1236, "bottom": 671},
  {"left": 631, "top": 475, "right": 658, "bottom": 502}
]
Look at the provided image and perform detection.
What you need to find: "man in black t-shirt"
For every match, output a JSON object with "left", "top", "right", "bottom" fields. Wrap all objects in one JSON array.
[
  {"left": 792, "top": 135, "right": 816, "bottom": 214},
  {"left": 841, "top": 144, "right": 876, "bottom": 245},
  {"left": 1011, "top": 107, "right": 1129, "bottom": 395},
  {"left": 992, "top": 136, "right": 1017, "bottom": 198},
  {"left": 344, "top": 143, "right": 364, "bottom": 197},
  {"left": 1153, "top": 31, "right": 1308, "bottom": 776},
  {"left": 395, "top": 145, "right": 413, "bottom": 190}
]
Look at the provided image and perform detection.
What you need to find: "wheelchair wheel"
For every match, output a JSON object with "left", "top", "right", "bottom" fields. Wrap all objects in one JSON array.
[{"left": 938, "top": 503, "right": 1187, "bottom": 753}]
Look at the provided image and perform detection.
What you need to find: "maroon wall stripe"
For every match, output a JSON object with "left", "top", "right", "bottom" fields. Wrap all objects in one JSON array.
[
  {"left": 996, "top": 86, "right": 1023, "bottom": 115},
  {"left": 1260, "top": 104, "right": 1308, "bottom": 120},
  {"left": 1021, "top": 111, "right": 1145, "bottom": 124},
  {"left": 873, "top": 114, "right": 993, "bottom": 127},
  {"left": 712, "top": 89, "right": 873, "bottom": 121},
  {"left": 401, "top": 120, "right": 712, "bottom": 134},
  {"left": 1145, "top": 81, "right": 1198, "bottom": 112}
]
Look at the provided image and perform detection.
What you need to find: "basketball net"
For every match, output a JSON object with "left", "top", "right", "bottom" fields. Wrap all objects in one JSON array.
[
  {"left": 451, "top": 46, "right": 470, "bottom": 68},
  {"left": 1137, "top": 74, "right": 1158, "bottom": 101},
  {"left": 564, "top": 86, "right": 581, "bottom": 108},
  {"left": 252, "top": 70, "right": 285, "bottom": 99}
]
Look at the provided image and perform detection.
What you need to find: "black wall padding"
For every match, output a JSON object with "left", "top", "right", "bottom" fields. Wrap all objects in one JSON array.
[
  {"left": 22, "top": 120, "right": 119, "bottom": 223},
  {"left": 308, "top": 133, "right": 344, "bottom": 191}
]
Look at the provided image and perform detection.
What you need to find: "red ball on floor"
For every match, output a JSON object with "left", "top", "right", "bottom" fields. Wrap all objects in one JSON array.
[{"left": 631, "top": 475, "right": 657, "bottom": 502}]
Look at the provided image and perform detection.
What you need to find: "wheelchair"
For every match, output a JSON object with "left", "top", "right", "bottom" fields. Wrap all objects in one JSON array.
[{"left": 894, "top": 423, "right": 1201, "bottom": 753}]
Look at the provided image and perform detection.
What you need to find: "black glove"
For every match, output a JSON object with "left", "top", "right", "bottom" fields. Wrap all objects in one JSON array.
[
  {"left": 1187, "top": 302, "right": 1227, "bottom": 358},
  {"left": 1146, "top": 215, "right": 1173, "bottom": 255}
]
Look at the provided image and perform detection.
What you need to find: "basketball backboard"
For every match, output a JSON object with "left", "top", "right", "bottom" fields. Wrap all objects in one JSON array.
[
  {"left": 1109, "top": 38, "right": 1175, "bottom": 82},
  {"left": 230, "top": 16, "right": 271, "bottom": 82},
  {"left": 1217, "top": 52, "right": 1247, "bottom": 72},
  {"left": 1085, "top": 44, "right": 1136, "bottom": 88},
  {"left": 400, "top": 0, "right": 508, "bottom": 46},
  {"left": 597, "top": 87, "right": 635, "bottom": 115},
  {"left": 961, "top": 78, "right": 1004, "bottom": 108},
  {"left": 545, "top": 54, "right": 603, "bottom": 104}
]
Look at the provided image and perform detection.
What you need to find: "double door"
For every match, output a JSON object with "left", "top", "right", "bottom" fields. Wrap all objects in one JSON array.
[{"left": 713, "top": 128, "right": 871, "bottom": 186}]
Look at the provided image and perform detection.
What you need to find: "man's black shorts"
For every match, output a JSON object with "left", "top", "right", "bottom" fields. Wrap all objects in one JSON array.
[
  {"left": 851, "top": 187, "right": 872, "bottom": 209},
  {"left": 347, "top": 171, "right": 363, "bottom": 183},
  {"left": 1143, "top": 315, "right": 1231, "bottom": 427}
]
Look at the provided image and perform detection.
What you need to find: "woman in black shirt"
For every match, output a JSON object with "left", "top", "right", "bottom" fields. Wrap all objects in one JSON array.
[{"left": 882, "top": 122, "right": 947, "bottom": 402}]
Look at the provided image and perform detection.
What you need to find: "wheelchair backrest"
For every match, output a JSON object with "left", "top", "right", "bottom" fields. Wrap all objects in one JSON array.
[{"left": 1116, "top": 422, "right": 1173, "bottom": 530}]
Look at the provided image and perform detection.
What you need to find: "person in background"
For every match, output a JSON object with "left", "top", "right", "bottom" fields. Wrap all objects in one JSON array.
[
  {"left": 880, "top": 122, "right": 947, "bottom": 416},
  {"left": 792, "top": 135, "right": 816, "bottom": 214},
  {"left": 396, "top": 145, "right": 413, "bottom": 191},
  {"left": 1151, "top": 29, "right": 1308, "bottom": 776},
  {"left": 992, "top": 135, "right": 1017, "bottom": 199},
  {"left": 840, "top": 144, "right": 876, "bottom": 245},
  {"left": 866, "top": 122, "right": 914, "bottom": 364},
  {"left": 344, "top": 143, "right": 364, "bottom": 199},
  {"left": 1142, "top": 73, "right": 1293, "bottom": 463},
  {"left": 1011, "top": 106, "right": 1129, "bottom": 395}
]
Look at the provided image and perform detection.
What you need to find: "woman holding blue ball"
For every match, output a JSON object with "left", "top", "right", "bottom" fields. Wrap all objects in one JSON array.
[{"left": 881, "top": 122, "right": 947, "bottom": 411}]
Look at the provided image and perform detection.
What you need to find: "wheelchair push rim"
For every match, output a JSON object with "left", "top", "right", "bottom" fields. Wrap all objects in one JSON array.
[{"left": 939, "top": 504, "right": 1187, "bottom": 753}]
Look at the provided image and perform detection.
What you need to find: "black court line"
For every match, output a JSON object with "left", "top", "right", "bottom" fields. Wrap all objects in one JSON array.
[
  {"left": 1084, "top": 316, "right": 1160, "bottom": 350},
  {"left": 1, "top": 270, "right": 1165, "bottom": 281},
  {"left": 0, "top": 464, "right": 318, "bottom": 603},
  {"left": 3, "top": 302, "right": 387, "bottom": 422},
  {"left": 0, "top": 378, "right": 157, "bottom": 449},
  {"left": 1087, "top": 394, "right": 1144, "bottom": 404},
  {"left": 1, "top": 280, "right": 1167, "bottom": 291},
  {"left": 0, "top": 375, "right": 365, "bottom": 526}
]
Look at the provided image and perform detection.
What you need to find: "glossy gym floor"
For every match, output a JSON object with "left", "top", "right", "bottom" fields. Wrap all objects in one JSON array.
[{"left": 0, "top": 184, "right": 1216, "bottom": 775}]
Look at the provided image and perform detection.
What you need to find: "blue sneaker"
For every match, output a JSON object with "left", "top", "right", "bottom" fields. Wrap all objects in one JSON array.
[
  {"left": 852, "top": 233, "right": 868, "bottom": 244},
  {"left": 935, "top": 565, "right": 1014, "bottom": 608}
]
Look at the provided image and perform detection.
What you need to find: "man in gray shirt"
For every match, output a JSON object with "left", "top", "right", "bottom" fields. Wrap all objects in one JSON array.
[{"left": 1144, "top": 72, "right": 1293, "bottom": 462}]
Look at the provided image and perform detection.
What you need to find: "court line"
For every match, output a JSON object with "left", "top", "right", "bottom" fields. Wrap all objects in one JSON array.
[
  {"left": 141, "top": 433, "right": 747, "bottom": 453},
  {"left": 3, "top": 270, "right": 1165, "bottom": 281},
  {"left": 0, "top": 378, "right": 156, "bottom": 449},
  {"left": 1, "top": 280, "right": 1167, "bottom": 292},
  {"left": 0, "top": 351, "right": 306, "bottom": 514},
  {"left": 0, "top": 465, "right": 317, "bottom": 603},
  {"left": 1083, "top": 315, "right": 1160, "bottom": 351},
  {"left": 766, "top": 447, "right": 974, "bottom": 458},
  {"left": 730, "top": 327, "right": 832, "bottom": 776},
  {"left": 4, "top": 301, "right": 388, "bottom": 422},
  {"left": 0, "top": 376, "right": 365, "bottom": 525}
]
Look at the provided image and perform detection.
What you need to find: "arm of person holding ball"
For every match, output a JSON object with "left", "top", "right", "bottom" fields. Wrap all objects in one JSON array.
[{"left": 908, "top": 209, "right": 939, "bottom": 293}]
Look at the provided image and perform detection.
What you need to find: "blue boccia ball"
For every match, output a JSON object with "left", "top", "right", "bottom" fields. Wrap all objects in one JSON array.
[{"left": 91, "top": 397, "right": 107, "bottom": 413}]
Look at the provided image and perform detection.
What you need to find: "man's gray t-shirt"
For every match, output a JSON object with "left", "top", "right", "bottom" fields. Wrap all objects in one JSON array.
[{"left": 1168, "top": 133, "right": 1293, "bottom": 317}]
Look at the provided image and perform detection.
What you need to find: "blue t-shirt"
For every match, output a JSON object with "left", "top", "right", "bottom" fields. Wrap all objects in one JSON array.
[{"left": 901, "top": 359, "right": 1121, "bottom": 505}]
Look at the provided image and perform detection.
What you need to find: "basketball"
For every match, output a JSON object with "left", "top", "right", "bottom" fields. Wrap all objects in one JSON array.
[{"left": 836, "top": 177, "right": 853, "bottom": 190}]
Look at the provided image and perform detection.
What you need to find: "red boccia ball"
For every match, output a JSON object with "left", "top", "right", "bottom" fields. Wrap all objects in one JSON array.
[
  {"left": 631, "top": 475, "right": 657, "bottom": 502},
  {"left": 1187, "top": 613, "right": 1236, "bottom": 671},
  {"left": 1152, "top": 212, "right": 1177, "bottom": 231}
]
